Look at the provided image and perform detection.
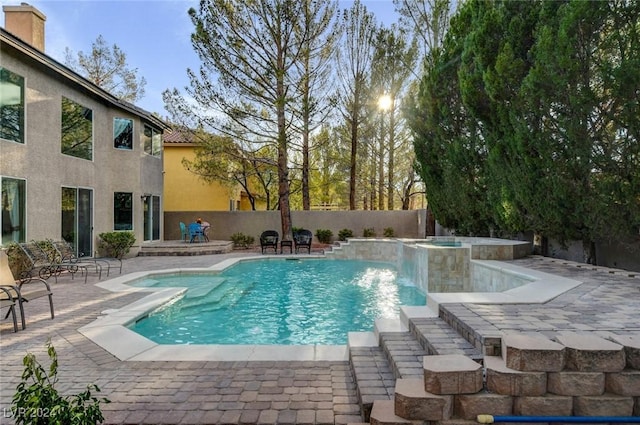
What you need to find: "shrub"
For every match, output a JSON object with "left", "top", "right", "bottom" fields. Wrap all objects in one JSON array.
[
  {"left": 291, "top": 226, "right": 303, "bottom": 236},
  {"left": 363, "top": 227, "right": 376, "bottom": 237},
  {"left": 338, "top": 228, "right": 353, "bottom": 241},
  {"left": 230, "top": 232, "right": 254, "bottom": 249},
  {"left": 5, "top": 242, "right": 29, "bottom": 279},
  {"left": 383, "top": 227, "right": 395, "bottom": 237},
  {"left": 12, "top": 340, "right": 109, "bottom": 425},
  {"left": 314, "top": 229, "right": 333, "bottom": 244},
  {"left": 98, "top": 231, "right": 135, "bottom": 259}
]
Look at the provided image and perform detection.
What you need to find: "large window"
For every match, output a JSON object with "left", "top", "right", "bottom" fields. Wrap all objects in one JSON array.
[
  {"left": 0, "top": 67, "right": 25, "bottom": 144},
  {"left": 143, "top": 124, "right": 161, "bottom": 157},
  {"left": 114, "top": 192, "right": 133, "bottom": 230},
  {"left": 61, "top": 97, "right": 93, "bottom": 160},
  {"left": 1, "top": 177, "right": 26, "bottom": 245},
  {"left": 114, "top": 117, "right": 133, "bottom": 150}
]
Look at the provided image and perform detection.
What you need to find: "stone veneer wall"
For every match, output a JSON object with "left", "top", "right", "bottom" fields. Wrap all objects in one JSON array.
[{"left": 326, "top": 238, "right": 533, "bottom": 294}]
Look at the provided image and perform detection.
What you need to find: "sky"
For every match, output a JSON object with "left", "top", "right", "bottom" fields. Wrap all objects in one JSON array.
[{"left": 1, "top": 0, "right": 400, "bottom": 116}]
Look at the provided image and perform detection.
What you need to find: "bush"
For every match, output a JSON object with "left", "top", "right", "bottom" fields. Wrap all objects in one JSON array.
[
  {"left": 98, "top": 231, "right": 135, "bottom": 259},
  {"left": 383, "top": 227, "right": 395, "bottom": 237},
  {"left": 338, "top": 228, "right": 353, "bottom": 241},
  {"left": 12, "top": 340, "right": 109, "bottom": 425},
  {"left": 5, "top": 242, "right": 29, "bottom": 279},
  {"left": 314, "top": 229, "right": 333, "bottom": 244},
  {"left": 230, "top": 232, "right": 254, "bottom": 249},
  {"left": 363, "top": 227, "right": 376, "bottom": 237}
]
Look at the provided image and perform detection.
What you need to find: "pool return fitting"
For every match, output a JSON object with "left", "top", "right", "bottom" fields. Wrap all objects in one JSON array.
[{"left": 477, "top": 415, "right": 640, "bottom": 423}]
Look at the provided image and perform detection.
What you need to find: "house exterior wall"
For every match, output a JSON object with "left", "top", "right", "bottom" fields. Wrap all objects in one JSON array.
[
  {"left": 162, "top": 143, "right": 236, "bottom": 212},
  {"left": 1, "top": 33, "right": 165, "bottom": 254}
]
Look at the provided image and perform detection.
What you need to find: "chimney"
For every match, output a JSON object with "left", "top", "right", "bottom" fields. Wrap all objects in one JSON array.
[{"left": 3, "top": 3, "right": 46, "bottom": 51}]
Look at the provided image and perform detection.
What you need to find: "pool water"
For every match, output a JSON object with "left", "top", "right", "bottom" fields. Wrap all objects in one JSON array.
[{"left": 129, "top": 259, "right": 425, "bottom": 345}]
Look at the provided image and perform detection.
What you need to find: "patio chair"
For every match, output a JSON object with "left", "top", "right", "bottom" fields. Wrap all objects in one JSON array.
[
  {"left": 201, "top": 221, "right": 211, "bottom": 242},
  {"left": 51, "top": 240, "right": 107, "bottom": 279},
  {"left": 0, "top": 250, "right": 54, "bottom": 330},
  {"left": 294, "top": 229, "right": 313, "bottom": 254},
  {"left": 0, "top": 286, "right": 18, "bottom": 332},
  {"left": 189, "top": 222, "right": 204, "bottom": 243},
  {"left": 179, "top": 222, "right": 189, "bottom": 242},
  {"left": 17, "top": 241, "right": 84, "bottom": 283},
  {"left": 260, "top": 230, "right": 279, "bottom": 254},
  {"left": 20, "top": 242, "right": 89, "bottom": 283}
]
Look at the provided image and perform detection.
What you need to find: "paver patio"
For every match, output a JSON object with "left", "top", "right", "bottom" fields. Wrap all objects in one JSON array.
[{"left": 1, "top": 250, "right": 639, "bottom": 424}]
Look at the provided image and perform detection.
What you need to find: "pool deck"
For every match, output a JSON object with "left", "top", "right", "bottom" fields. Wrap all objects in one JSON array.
[{"left": 1, "top": 249, "right": 639, "bottom": 424}]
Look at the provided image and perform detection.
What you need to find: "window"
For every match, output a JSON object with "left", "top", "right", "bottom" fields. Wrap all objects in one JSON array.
[
  {"left": 114, "top": 192, "right": 133, "bottom": 230},
  {"left": 61, "top": 97, "right": 93, "bottom": 160},
  {"left": 114, "top": 117, "right": 133, "bottom": 150},
  {"left": 143, "top": 124, "right": 161, "bottom": 157},
  {"left": 1, "top": 177, "right": 26, "bottom": 244},
  {"left": 0, "top": 67, "right": 25, "bottom": 143}
]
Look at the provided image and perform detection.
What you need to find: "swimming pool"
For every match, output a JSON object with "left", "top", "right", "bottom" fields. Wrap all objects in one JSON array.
[{"left": 128, "top": 259, "right": 425, "bottom": 345}]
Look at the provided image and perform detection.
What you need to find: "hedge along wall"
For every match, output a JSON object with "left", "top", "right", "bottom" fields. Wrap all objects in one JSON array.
[{"left": 164, "top": 209, "right": 429, "bottom": 243}]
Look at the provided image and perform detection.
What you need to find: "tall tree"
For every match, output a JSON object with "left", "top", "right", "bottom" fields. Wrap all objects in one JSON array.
[
  {"left": 370, "top": 25, "right": 418, "bottom": 210},
  {"left": 166, "top": 0, "right": 313, "bottom": 240},
  {"left": 65, "top": 35, "right": 146, "bottom": 103},
  {"left": 394, "top": 0, "right": 456, "bottom": 65},
  {"left": 294, "top": 0, "right": 339, "bottom": 210},
  {"left": 337, "top": 0, "right": 377, "bottom": 210}
]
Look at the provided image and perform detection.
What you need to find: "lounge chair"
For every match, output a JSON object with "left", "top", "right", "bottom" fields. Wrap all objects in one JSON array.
[
  {"left": 17, "top": 241, "right": 86, "bottom": 283},
  {"left": 0, "top": 250, "right": 54, "bottom": 330},
  {"left": 189, "top": 222, "right": 204, "bottom": 243},
  {"left": 51, "top": 240, "right": 110, "bottom": 279},
  {"left": 0, "top": 286, "right": 18, "bottom": 332},
  {"left": 260, "top": 230, "right": 279, "bottom": 254},
  {"left": 294, "top": 229, "right": 313, "bottom": 254},
  {"left": 18, "top": 242, "right": 68, "bottom": 282},
  {"left": 179, "top": 222, "right": 189, "bottom": 242}
]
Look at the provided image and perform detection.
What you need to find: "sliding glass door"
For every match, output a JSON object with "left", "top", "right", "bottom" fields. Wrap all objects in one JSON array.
[
  {"left": 143, "top": 195, "right": 160, "bottom": 241},
  {"left": 62, "top": 187, "right": 93, "bottom": 257}
]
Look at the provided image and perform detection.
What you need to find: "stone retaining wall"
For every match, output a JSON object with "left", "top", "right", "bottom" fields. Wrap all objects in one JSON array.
[{"left": 372, "top": 332, "right": 640, "bottom": 424}]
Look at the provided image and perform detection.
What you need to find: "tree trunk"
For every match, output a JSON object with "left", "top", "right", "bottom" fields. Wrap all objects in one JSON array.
[
  {"left": 387, "top": 101, "right": 395, "bottom": 210},
  {"left": 349, "top": 88, "right": 359, "bottom": 210},
  {"left": 378, "top": 115, "right": 385, "bottom": 210}
]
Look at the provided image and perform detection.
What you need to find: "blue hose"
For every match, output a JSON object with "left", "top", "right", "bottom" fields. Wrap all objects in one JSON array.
[{"left": 477, "top": 415, "right": 640, "bottom": 423}]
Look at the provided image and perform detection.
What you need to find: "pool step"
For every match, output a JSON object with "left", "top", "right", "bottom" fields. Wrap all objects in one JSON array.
[
  {"left": 183, "top": 277, "right": 227, "bottom": 299},
  {"left": 180, "top": 278, "right": 255, "bottom": 311}
]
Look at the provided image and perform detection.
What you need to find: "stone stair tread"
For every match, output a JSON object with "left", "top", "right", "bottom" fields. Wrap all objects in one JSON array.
[
  {"left": 379, "top": 332, "right": 428, "bottom": 379},
  {"left": 409, "top": 316, "right": 483, "bottom": 359},
  {"left": 350, "top": 345, "right": 396, "bottom": 422}
]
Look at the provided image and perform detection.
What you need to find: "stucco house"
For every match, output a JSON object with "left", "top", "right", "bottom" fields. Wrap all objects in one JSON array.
[{"left": 1, "top": 4, "right": 170, "bottom": 257}]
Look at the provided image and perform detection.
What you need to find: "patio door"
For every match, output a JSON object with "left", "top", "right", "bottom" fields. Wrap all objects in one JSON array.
[
  {"left": 62, "top": 187, "right": 93, "bottom": 257},
  {"left": 143, "top": 195, "right": 160, "bottom": 241}
]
